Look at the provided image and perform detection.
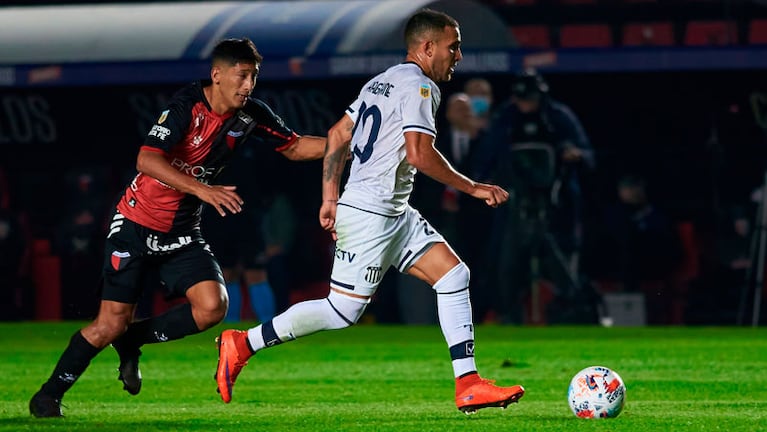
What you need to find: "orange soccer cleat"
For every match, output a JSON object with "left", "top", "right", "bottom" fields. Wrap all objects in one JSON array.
[
  {"left": 215, "top": 330, "right": 253, "bottom": 403},
  {"left": 455, "top": 373, "right": 525, "bottom": 414}
]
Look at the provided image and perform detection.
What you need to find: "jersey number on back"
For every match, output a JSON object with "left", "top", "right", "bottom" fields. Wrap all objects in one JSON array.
[{"left": 351, "top": 102, "right": 381, "bottom": 164}]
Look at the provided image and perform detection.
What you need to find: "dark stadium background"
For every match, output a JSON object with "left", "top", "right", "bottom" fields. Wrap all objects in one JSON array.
[{"left": 2, "top": 0, "right": 766, "bottom": 326}]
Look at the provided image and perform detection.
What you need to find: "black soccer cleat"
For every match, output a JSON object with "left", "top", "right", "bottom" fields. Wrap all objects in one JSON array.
[
  {"left": 29, "top": 390, "right": 63, "bottom": 418},
  {"left": 114, "top": 344, "right": 143, "bottom": 395}
]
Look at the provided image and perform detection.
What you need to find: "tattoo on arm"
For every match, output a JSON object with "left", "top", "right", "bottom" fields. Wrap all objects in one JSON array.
[{"left": 323, "top": 146, "right": 346, "bottom": 182}]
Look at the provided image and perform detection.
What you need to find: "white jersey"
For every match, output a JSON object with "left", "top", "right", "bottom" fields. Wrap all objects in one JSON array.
[{"left": 339, "top": 62, "right": 440, "bottom": 216}]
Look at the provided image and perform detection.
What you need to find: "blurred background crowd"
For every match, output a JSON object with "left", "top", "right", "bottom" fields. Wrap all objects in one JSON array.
[{"left": 2, "top": 0, "right": 767, "bottom": 326}]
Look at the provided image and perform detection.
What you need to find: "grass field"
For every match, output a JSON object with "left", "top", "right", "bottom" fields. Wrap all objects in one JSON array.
[{"left": 1, "top": 322, "right": 766, "bottom": 431}]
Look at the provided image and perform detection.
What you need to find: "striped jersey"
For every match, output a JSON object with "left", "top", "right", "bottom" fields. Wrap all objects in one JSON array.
[
  {"left": 116, "top": 80, "right": 297, "bottom": 233},
  {"left": 339, "top": 62, "right": 440, "bottom": 216}
]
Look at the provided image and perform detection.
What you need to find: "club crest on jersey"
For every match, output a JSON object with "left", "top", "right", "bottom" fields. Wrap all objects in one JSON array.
[
  {"left": 111, "top": 251, "right": 131, "bottom": 271},
  {"left": 157, "top": 110, "right": 169, "bottom": 124},
  {"left": 420, "top": 84, "right": 431, "bottom": 98}
]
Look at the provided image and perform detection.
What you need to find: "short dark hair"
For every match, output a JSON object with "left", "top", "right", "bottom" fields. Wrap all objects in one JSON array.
[
  {"left": 211, "top": 38, "right": 263, "bottom": 66},
  {"left": 404, "top": 8, "right": 458, "bottom": 47}
]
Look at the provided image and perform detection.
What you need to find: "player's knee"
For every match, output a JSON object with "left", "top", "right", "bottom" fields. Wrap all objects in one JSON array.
[
  {"left": 192, "top": 297, "right": 228, "bottom": 329},
  {"left": 203, "top": 302, "right": 228, "bottom": 328},
  {"left": 209, "top": 306, "right": 227, "bottom": 327},
  {"left": 188, "top": 282, "right": 229, "bottom": 328},
  {"left": 326, "top": 290, "right": 369, "bottom": 328},
  {"left": 88, "top": 313, "right": 133, "bottom": 346},
  {"left": 433, "top": 262, "right": 470, "bottom": 294}
]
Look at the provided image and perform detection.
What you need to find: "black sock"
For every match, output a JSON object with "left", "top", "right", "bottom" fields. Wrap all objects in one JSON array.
[
  {"left": 40, "top": 331, "right": 102, "bottom": 399},
  {"left": 116, "top": 303, "right": 201, "bottom": 349}
]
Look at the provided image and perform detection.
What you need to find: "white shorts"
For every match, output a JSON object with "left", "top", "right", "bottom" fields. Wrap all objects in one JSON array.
[{"left": 329, "top": 203, "right": 445, "bottom": 297}]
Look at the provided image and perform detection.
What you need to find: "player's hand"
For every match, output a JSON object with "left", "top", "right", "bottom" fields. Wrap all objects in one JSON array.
[
  {"left": 198, "top": 185, "right": 244, "bottom": 217},
  {"left": 471, "top": 183, "right": 509, "bottom": 208},
  {"left": 319, "top": 200, "right": 338, "bottom": 241}
]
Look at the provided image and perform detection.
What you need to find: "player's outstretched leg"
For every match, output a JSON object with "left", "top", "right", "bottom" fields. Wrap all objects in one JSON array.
[
  {"left": 113, "top": 340, "right": 142, "bottom": 395},
  {"left": 455, "top": 372, "right": 525, "bottom": 414},
  {"left": 215, "top": 329, "right": 254, "bottom": 403}
]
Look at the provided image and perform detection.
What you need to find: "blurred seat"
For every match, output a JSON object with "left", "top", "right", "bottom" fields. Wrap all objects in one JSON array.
[
  {"left": 32, "top": 238, "right": 62, "bottom": 320},
  {"left": 510, "top": 25, "right": 551, "bottom": 48},
  {"left": 560, "top": 24, "right": 613, "bottom": 48},
  {"left": 748, "top": 19, "right": 767, "bottom": 45},
  {"left": 684, "top": 20, "right": 738, "bottom": 46},
  {"left": 622, "top": 21, "right": 675, "bottom": 46}
]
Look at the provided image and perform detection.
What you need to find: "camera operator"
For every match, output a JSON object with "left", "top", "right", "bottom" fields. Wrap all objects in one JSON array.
[{"left": 477, "top": 69, "right": 595, "bottom": 323}]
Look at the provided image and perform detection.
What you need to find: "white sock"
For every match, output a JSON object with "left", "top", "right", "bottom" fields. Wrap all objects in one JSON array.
[
  {"left": 433, "top": 263, "right": 477, "bottom": 377},
  {"left": 246, "top": 291, "right": 366, "bottom": 351}
]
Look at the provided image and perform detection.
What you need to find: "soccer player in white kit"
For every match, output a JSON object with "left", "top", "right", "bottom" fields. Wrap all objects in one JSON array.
[{"left": 216, "top": 8, "right": 525, "bottom": 414}]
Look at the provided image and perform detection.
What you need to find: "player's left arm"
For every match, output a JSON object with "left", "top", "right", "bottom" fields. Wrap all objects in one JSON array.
[
  {"left": 405, "top": 131, "right": 508, "bottom": 208},
  {"left": 319, "top": 114, "right": 353, "bottom": 238},
  {"left": 280, "top": 135, "right": 327, "bottom": 161},
  {"left": 247, "top": 98, "right": 326, "bottom": 161}
]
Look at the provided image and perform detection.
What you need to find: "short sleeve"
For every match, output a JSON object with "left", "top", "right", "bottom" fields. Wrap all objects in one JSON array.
[
  {"left": 345, "top": 96, "right": 363, "bottom": 125},
  {"left": 142, "top": 100, "right": 191, "bottom": 153},
  {"left": 400, "top": 81, "right": 437, "bottom": 137}
]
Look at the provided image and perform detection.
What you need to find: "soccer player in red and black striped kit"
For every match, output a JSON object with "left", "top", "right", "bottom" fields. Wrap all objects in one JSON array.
[{"left": 30, "top": 38, "right": 327, "bottom": 418}]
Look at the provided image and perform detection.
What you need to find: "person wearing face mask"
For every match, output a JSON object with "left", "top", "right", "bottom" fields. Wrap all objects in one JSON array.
[
  {"left": 464, "top": 77, "right": 494, "bottom": 132},
  {"left": 477, "top": 68, "right": 595, "bottom": 324}
]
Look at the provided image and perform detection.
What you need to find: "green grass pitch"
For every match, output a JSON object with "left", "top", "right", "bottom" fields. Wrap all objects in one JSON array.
[{"left": 1, "top": 322, "right": 766, "bottom": 431}]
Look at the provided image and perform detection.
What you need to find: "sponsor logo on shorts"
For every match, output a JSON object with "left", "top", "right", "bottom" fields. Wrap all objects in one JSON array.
[
  {"left": 334, "top": 246, "right": 356, "bottom": 263},
  {"left": 146, "top": 234, "right": 193, "bottom": 254}
]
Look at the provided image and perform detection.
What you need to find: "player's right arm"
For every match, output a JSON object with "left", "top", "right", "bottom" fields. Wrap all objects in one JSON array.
[
  {"left": 404, "top": 131, "right": 508, "bottom": 208},
  {"left": 136, "top": 149, "right": 244, "bottom": 217},
  {"left": 319, "top": 114, "right": 353, "bottom": 239}
]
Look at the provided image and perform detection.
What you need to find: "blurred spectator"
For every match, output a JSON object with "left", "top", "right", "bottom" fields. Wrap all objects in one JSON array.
[
  {"left": 718, "top": 205, "right": 752, "bottom": 275},
  {"left": 464, "top": 77, "right": 494, "bottom": 132},
  {"left": 408, "top": 92, "right": 495, "bottom": 323},
  {"left": 601, "top": 176, "right": 682, "bottom": 288},
  {"left": 688, "top": 204, "right": 753, "bottom": 324},
  {"left": 434, "top": 92, "right": 489, "bottom": 240},
  {"left": 596, "top": 175, "right": 684, "bottom": 323},
  {"left": 262, "top": 192, "right": 297, "bottom": 314},
  {"left": 56, "top": 167, "right": 107, "bottom": 319},
  {"left": 0, "top": 165, "right": 33, "bottom": 320},
  {"left": 202, "top": 143, "right": 288, "bottom": 323},
  {"left": 477, "top": 68, "right": 595, "bottom": 323}
]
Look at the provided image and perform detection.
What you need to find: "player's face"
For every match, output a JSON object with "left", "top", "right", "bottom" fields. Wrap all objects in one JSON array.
[
  {"left": 431, "top": 26, "right": 462, "bottom": 82},
  {"left": 220, "top": 62, "right": 259, "bottom": 109}
]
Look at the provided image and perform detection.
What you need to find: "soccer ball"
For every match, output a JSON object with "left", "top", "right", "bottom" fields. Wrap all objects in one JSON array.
[{"left": 567, "top": 365, "right": 625, "bottom": 419}]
